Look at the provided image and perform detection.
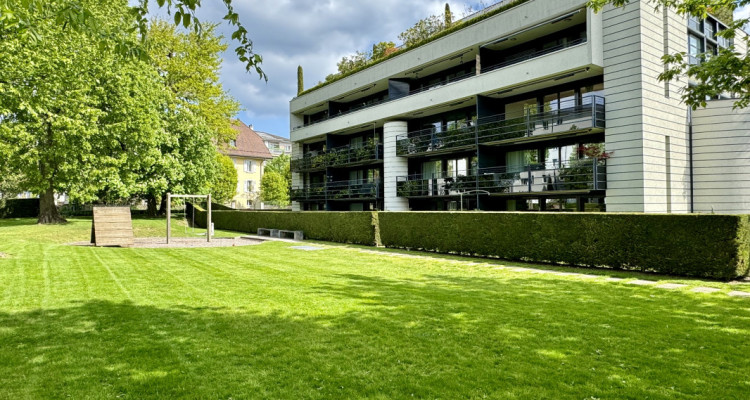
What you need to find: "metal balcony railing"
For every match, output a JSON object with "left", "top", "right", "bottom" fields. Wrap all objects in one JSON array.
[
  {"left": 292, "top": 35, "right": 586, "bottom": 132},
  {"left": 396, "top": 160, "right": 606, "bottom": 198},
  {"left": 291, "top": 143, "right": 383, "bottom": 172},
  {"left": 291, "top": 180, "right": 383, "bottom": 202},
  {"left": 396, "top": 96, "right": 605, "bottom": 157},
  {"left": 481, "top": 37, "right": 587, "bottom": 75}
]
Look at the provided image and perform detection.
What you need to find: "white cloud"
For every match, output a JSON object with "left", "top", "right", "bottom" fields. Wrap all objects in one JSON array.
[{"left": 173, "top": 0, "right": 466, "bottom": 136}]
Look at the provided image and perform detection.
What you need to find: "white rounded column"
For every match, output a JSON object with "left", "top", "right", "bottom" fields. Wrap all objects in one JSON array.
[{"left": 383, "top": 121, "right": 410, "bottom": 211}]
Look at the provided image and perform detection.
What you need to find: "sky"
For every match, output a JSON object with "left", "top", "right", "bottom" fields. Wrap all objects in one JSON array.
[
  {"left": 145, "top": 0, "right": 490, "bottom": 138},
  {"left": 150, "top": 2, "right": 750, "bottom": 139}
]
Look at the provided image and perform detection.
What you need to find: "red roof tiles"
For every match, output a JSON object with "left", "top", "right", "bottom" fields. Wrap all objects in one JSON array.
[{"left": 225, "top": 121, "right": 274, "bottom": 159}]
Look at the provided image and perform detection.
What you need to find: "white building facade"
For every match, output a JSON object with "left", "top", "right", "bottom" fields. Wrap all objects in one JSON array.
[{"left": 289, "top": 0, "right": 748, "bottom": 213}]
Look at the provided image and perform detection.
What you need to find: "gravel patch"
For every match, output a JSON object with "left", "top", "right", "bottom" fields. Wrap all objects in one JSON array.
[
  {"left": 655, "top": 283, "right": 688, "bottom": 290},
  {"left": 627, "top": 279, "right": 657, "bottom": 286},
  {"left": 70, "top": 237, "right": 264, "bottom": 249},
  {"left": 692, "top": 287, "right": 721, "bottom": 294}
]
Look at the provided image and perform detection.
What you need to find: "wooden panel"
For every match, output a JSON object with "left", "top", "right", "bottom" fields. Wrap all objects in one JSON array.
[{"left": 91, "top": 207, "right": 134, "bottom": 247}]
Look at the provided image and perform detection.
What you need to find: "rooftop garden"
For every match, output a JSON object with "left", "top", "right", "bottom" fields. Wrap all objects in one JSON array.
[{"left": 296, "top": 0, "right": 529, "bottom": 97}]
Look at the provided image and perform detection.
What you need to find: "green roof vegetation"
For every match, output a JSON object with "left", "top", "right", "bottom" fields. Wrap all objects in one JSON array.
[{"left": 296, "top": 0, "right": 529, "bottom": 98}]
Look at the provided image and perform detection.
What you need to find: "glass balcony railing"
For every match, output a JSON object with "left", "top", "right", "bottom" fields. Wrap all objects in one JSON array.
[
  {"left": 396, "top": 160, "right": 606, "bottom": 198},
  {"left": 397, "top": 96, "right": 605, "bottom": 157},
  {"left": 291, "top": 142, "right": 383, "bottom": 172},
  {"left": 291, "top": 180, "right": 383, "bottom": 202}
]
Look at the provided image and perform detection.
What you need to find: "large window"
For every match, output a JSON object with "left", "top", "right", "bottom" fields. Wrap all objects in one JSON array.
[
  {"left": 245, "top": 180, "right": 255, "bottom": 193},
  {"left": 688, "top": 34, "right": 704, "bottom": 65}
]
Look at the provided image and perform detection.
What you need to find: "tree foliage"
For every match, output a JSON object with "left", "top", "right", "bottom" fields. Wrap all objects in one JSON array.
[
  {"left": 260, "top": 154, "right": 290, "bottom": 207},
  {"left": 0, "top": 0, "right": 241, "bottom": 222},
  {"left": 325, "top": 41, "right": 397, "bottom": 82},
  {"left": 0, "top": 0, "right": 266, "bottom": 79},
  {"left": 398, "top": 14, "right": 446, "bottom": 48},
  {"left": 209, "top": 154, "right": 238, "bottom": 204},
  {"left": 297, "top": 65, "right": 304, "bottom": 95},
  {"left": 0, "top": 0, "right": 168, "bottom": 223},
  {"left": 588, "top": 0, "right": 750, "bottom": 109}
]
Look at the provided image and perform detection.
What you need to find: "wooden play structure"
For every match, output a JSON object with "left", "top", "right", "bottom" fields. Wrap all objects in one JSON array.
[
  {"left": 166, "top": 193, "right": 212, "bottom": 244},
  {"left": 90, "top": 206, "right": 134, "bottom": 247}
]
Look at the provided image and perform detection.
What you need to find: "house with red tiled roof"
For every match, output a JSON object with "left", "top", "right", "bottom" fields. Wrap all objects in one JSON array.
[{"left": 224, "top": 121, "right": 274, "bottom": 209}]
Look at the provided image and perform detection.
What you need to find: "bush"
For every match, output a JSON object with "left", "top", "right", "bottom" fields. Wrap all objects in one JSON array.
[
  {"left": 379, "top": 212, "right": 750, "bottom": 280},
  {"left": 0, "top": 198, "right": 40, "bottom": 218},
  {"left": 194, "top": 210, "right": 381, "bottom": 246}
]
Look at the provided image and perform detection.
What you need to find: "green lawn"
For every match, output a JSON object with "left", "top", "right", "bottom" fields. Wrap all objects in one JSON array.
[{"left": 1, "top": 218, "right": 749, "bottom": 399}]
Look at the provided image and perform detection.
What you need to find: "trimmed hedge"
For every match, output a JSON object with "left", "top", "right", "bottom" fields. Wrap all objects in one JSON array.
[
  {"left": 0, "top": 198, "right": 40, "bottom": 218},
  {"left": 195, "top": 210, "right": 381, "bottom": 246},
  {"left": 378, "top": 212, "right": 750, "bottom": 280}
]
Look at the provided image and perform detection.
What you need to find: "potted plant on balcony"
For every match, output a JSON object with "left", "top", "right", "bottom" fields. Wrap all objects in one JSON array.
[{"left": 558, "top": 144, "right": 612, "bottom": 190}]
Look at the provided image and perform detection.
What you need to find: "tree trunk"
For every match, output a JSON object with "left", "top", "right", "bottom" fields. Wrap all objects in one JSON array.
[
  {"left": 37, "top": 186, "right": 66, "bottom": 224},
  {"left": 146, "top": 195, "right": 158, "bottom": 218},
  {"left": 157, "top": 194, "right": 168, "bottom": 216}
]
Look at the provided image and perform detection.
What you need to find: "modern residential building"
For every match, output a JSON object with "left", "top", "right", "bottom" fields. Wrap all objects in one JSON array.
[
  {"left": 225, "top": 121, "right": 274, "bottom": 209},
  {"left": 255, "top": 129, "right": 292, "bottom": 158},
  {"left": 289, "top": 0, "right": 749, "bottom": 213}
]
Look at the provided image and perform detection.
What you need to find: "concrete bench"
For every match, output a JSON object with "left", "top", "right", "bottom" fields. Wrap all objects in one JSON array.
[
  {"left": 257, "top": 228, "right": 279, "bottom": 237},
  {"left": 277, "top": 230, "right": 304, "bottom": 241}
]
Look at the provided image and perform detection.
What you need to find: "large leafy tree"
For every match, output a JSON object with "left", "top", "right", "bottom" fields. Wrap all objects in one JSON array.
[
  {"left": 588, "top": 0, "right": 750, "bottom": 108},
  {"left": 261, "top": 154, "right": 291, "bottom": 207},
  {"left": 0, "top": 0, "right": 168, "bottom": 223},
  {"left": 140, "top": 21, "right": 240, "bottom": 215},
  {"left": 0, "top": 0, "right": 265, "bottom": 78}
]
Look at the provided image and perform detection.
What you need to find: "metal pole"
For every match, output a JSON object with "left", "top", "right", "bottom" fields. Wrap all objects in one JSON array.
[
  {"left": 166, "top": 193, "right": 171, "bottom": 244},
  {"left": 207, "top": 194, "right": 212, "bottom": 243},
  {"left": 460, "top": 192, "right": 463, "bottom": 211}
]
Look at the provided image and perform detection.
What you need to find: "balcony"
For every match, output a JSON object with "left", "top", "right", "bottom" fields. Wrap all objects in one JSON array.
[
  {"left": 291, "top": 180, "right": 383, "bottom": 202},
  {"left": 397, "top": 96, "right": 605, "bottom": 157},
  {"left": 291, "top": 142, "right": 383, "bottom": 172},
  {"left": 396, "top": 160, "right": 606, "bottom": 198},
  {"left": 481, "top": 38, "right": 587, "bottom": 75}
]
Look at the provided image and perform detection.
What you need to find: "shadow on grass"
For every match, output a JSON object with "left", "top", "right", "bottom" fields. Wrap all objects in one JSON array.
[
  {"left": 2, "top": 274, "right": 750, "bottom": 398},
  {"left": 0, "top": 218, "right": 44, "bottom": 227}
]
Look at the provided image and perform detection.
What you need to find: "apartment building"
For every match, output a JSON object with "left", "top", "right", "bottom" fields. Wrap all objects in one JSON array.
[
  {"left": 255, "top": 129, "right": 292, "bottom": 158},
  {"left": 289, "top": 0, "right": 750, "bottom": 213},
  {"left": 225, "top": 121, "right": 274, "bottom": 209}
]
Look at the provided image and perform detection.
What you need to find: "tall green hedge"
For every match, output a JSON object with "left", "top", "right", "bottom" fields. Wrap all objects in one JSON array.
[
  {"left": 195, "top": 210, "right": 381, "bottom": 246},
  {"left": 0, "top": 198, "right": 40, "bottom": 218},
  {"left": 379, "top": 212, "right": 750, "bottom": 280}
]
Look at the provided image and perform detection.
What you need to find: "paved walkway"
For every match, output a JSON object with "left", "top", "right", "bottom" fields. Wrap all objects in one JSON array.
[{"left": 342, "top": 247, "right": 750, "bottom": 299}]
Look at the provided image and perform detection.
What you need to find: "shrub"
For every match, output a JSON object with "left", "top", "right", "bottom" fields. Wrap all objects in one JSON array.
[
  {"left": 194, "top": 210, "right": 381, "bottom": 246},
  {"left": 379, "top": 212, "right": 750, "bottom": 280},
  {"left": 0, "top": 198, "right": 40, "bottom": 218}
]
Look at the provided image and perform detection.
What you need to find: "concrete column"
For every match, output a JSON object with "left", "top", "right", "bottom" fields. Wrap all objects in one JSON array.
[
  {"left": 383, "top": 121, "right": 409, "bottom": 211},
  {"left": 291, "top": 141, "right": 303, "bottom": 211}
]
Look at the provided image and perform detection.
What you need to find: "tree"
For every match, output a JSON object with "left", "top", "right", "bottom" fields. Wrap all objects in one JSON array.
[
  {"left": 297, "top": 65, "right": 304, "bottom": 95},
  {"left": 209, "top": 154, "right": 238, "bottom": 204},
  {"left": 398, "top": 14, "right": 446, "bottom": 48},
  {"left": 371, "top": 41, "right": 397, "bottom": 60},
  {"left": 261, "top": 154, "right": 291, "bottom": 207},
  {"left": 0, "top": 0, "right": 168, "bottom": 223},
  {"left": 445, "top": 3, "right": 453, "bottom": 27},
  {"left": 587, "top": 0, "right": 750, "bottom": 109},
  {"left": 0, "top": 0, "right": 266, "bottom": 79},
  {"left": 140, "top": 21, "right": 240, "bottom": 216}
]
